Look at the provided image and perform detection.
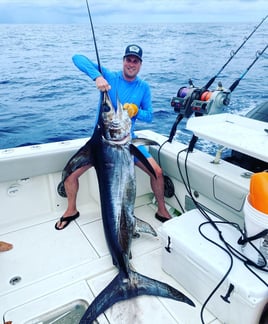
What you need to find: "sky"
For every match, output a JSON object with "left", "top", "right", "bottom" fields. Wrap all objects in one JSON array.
[{"left": 0, "top": 0, "right": 267, "bottom": 24}]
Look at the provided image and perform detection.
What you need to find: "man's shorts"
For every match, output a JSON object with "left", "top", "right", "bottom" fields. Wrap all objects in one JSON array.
[{"left": 134, "top": 145, "right": 152, "bottom": 163}]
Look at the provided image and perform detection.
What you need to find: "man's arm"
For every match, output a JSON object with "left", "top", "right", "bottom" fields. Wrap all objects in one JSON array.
[
  {"left": 136, "top": 83, "right": 153, "bottom": 123},
  {"left": 72, "top": 55, "right": 111, "bottom": 91},
  {"left": 72, "top": 54, "right": 101, "bottom": 80}
]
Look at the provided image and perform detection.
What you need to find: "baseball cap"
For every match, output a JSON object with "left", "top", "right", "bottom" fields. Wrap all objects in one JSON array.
[{"left": 124, "top": 44, "right": 143, "bottom": 61}]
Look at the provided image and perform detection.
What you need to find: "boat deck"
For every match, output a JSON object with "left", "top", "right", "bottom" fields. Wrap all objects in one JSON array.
[{"left": 0, "top": 196, "right": 221, "bottom": 324}]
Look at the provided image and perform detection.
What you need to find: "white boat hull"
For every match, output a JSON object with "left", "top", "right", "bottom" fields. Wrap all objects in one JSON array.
[{"left": 0, "top": 125, "right": 267, "bottom": 323}]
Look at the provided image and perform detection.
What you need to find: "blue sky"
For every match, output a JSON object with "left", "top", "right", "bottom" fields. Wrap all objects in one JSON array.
[{"left": 0, "top": 0, "right": 267, "bottom": 24}]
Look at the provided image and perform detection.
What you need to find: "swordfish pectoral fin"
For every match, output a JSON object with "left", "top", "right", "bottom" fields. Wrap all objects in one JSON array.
[
  {"left": 134, "top": 216, "right": 157, "bottom": 237},
  {"left": 79, "top": 269, "right": 195, "bottom": 323},
  {"left": 130, "top": 143, "right": 157, "bottom": 179}
]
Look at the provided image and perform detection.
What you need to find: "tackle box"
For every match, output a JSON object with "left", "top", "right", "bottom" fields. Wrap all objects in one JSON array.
[{"left": 160, "top": 209, "right": 268, "bottom": 324}]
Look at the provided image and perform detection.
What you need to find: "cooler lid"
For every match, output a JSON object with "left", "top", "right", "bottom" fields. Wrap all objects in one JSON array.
[{"left": 160, "top": 210, "right": 268, "bottom": 300}]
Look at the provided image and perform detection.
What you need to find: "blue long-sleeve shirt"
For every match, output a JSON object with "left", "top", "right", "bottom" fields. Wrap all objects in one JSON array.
[{"left": 72, "top": 54, "right": 152, "bottom": 137}]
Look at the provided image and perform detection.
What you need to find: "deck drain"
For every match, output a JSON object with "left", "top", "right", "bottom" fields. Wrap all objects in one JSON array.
[{"left": 9, "top": 275, "right": 22, "bottom": 285}]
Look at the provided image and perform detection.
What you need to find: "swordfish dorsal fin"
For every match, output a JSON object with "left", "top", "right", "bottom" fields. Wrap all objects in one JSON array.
[{"left": 129, "top": 143, "right": 157, "bottom": 179}]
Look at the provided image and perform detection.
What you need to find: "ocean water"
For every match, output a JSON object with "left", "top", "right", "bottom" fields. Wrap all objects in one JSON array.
[{"left": 0, "top": 22, "right": 267, "bottom": 150}]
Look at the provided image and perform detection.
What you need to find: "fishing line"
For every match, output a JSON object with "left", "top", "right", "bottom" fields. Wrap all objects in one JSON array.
[{"left": 203, "top": 14, "right": 268, "bottom": 90}]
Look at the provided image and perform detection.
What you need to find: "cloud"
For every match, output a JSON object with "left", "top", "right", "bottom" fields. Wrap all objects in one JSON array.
[
  {"left": 86, "top": 0, "right": 268, "bottom": 23},
  {"left": 0, "top": 0, "right": 267, "bottom": 23}
]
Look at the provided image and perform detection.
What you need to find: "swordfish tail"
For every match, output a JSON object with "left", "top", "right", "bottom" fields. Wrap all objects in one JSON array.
[{"left": 79, "top": 269, "right": 195, "bottom": 323}]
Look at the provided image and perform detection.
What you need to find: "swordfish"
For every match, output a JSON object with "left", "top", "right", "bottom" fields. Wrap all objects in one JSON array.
[{"left": 79, "top": 92, "right": 195, "bottom": 323}]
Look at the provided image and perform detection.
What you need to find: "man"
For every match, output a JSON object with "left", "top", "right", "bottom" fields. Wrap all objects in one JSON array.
[{"left": 55, "top": 44, "right": 171, "bottom": 230}]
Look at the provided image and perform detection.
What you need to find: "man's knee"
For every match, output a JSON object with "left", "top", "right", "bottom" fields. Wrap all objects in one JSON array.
[
  {"left": 65, "top": 173, "right": 78, "bottom": 185},
  {"left": 148, "top": 160, "right": 163, "bottom": 179},
  {"left": 153, "top": 165, "right": 163, "bottom": 179},
  {"left": 65, "top": 165, "right": 90, "bottom": 183}
]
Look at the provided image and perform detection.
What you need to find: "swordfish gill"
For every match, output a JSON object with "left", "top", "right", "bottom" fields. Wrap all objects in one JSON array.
[{"left": 79, "top": 92, "right": 195, "bottom": 323}]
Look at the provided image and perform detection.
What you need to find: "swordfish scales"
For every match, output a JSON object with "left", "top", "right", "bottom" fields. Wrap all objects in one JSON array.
[{"left": 80, "top": 92, "right": 195, "bottom": 323}]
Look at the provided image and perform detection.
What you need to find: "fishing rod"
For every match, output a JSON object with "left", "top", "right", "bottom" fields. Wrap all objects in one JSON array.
[
  {"left": 229, "top": 43, "right": 268, "bottom": 92},
  {"left": 203, "top": 14, "right": 268, "bottom": 90},
  {"left": 85, "top": 0, "right": 113, "bottom": 112},
  {"left": 169, "top": 41, "right": 267, "bottom": 142},
  {"left": 85, "top": 0, "right": 102, "bottom": 73},
  {"left": 168, "top": 18, "right": 268, "bottom": 143},
  {"left": 171, "top": 43, "right": 268, "bottom": 119}
]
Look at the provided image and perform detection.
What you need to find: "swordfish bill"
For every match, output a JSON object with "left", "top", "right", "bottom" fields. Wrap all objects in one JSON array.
[{"left": 80, "top": 92, "right": 195, "bottom": 323}]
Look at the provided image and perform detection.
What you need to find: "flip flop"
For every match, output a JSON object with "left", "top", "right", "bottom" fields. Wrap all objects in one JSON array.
[
  {"left": 155, "top": 213, "right": 170, "bottom": 223},
  {"left": 55, "top": 212, "right": 80, "bottom": 230}
]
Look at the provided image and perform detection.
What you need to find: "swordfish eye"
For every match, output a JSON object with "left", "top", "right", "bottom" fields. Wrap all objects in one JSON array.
[{"left": 102, "top": 102, "right": 111, "bottom": 112}]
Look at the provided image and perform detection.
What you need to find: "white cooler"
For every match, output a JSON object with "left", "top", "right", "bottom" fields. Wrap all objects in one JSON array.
[{"left": 160, "top": 209, "right": 268, "bottom": 324}]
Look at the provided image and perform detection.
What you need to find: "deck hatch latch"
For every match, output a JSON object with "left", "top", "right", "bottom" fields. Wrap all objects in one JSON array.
[
  {"left": 165, "top": 236, "right": 172, "bottom": 253},
  {"left": 221, "top": 283, "right": 234, "bottom": 303},
  {"left": 9, "top": 275, "right": 22, "bottom": 286}
]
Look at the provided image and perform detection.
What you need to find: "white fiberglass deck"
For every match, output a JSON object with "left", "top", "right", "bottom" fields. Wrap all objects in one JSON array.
[{"left": 0, "top": 198, "right": 221, "bottom": 324}]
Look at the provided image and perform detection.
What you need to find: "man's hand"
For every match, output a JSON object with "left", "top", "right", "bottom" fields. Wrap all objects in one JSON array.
[
  {"left": 123, "top": 103, "right": 139, "bottom": 118},
  {"left": 95, "top": 76, "right": 111, "bottom": 92}
]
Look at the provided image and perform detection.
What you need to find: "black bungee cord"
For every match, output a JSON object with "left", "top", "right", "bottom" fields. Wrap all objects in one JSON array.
[{"left": 178, "top": 139, "right": 268, "bottom": 323}]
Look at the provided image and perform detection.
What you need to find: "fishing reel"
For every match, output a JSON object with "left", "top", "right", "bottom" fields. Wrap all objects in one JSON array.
[
  {"left": 168, "top": 16, "right": 267, "bottom": 144},
  {"left": 170, "top": 79, "right": 231, "bottom": 117}
]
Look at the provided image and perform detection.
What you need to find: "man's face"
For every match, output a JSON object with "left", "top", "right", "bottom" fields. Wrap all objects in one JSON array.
[{"left": 123, "top": 55, "right": 142, "bottom": 81}]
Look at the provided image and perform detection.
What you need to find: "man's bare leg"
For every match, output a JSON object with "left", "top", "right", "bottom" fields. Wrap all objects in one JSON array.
[
  {"left": 136, "top": 158, "right": 171, "bottom": 221},
  {"left": 55, "top": 164, "right": 91, "bottom": 229}
]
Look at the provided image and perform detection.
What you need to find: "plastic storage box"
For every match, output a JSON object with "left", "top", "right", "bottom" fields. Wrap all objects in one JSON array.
[{"left": 160, "top": 209, "right": 268, "bottom": 324}]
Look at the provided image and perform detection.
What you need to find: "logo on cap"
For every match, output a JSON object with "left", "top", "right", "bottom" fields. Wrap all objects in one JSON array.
[{"left": 128, "top": 45, "right": 140, "bottom": 54}]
